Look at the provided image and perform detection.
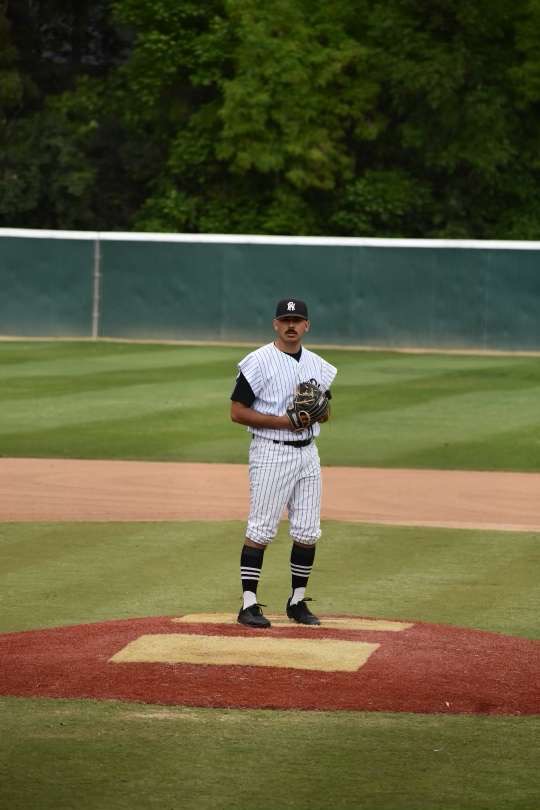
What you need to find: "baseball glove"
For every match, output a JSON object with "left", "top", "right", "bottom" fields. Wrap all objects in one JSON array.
[{"left": 286, "top": 379, "right": 329, "bottom": 431}]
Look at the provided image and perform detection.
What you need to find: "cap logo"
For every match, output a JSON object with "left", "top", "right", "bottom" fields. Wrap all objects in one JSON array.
[{"left": 287, "top": 301, "right": 296, "bottom": 311}]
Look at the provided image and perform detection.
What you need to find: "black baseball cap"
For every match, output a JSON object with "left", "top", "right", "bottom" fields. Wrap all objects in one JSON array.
[{"left": 275, "top": 298, "right": 309, "bottom": 320}]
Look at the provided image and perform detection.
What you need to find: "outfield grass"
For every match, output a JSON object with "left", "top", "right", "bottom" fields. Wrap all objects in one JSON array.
[{"left": 1, "top": 340, "right": 540, "bottom": 470}]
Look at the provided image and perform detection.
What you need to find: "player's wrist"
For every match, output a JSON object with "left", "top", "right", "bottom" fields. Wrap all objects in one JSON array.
[{"left": 275, "top": 414, "right": 292, "bottom": 429}]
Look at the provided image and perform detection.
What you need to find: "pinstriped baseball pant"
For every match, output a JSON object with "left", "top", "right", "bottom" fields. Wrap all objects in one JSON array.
[{"left": 246, "top": 436, "right": 322, "bottom": 545}]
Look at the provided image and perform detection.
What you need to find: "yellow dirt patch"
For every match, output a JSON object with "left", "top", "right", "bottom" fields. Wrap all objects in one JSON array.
[
  {"left": 110, "top": 633, "right": 379, "bottom": 672},
  {"left": 173, "top": 613, "right": 413, "bottom": 632}
]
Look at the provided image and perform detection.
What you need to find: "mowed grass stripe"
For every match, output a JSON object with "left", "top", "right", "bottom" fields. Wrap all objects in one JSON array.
[
  {"left": 3, "top": 381, "right": 539, "bottom": 465},
  {"left": 1, "top": 521, "right": 538, "bottom": 638},
  {"left": 0, "top": 340, "right": 244, "bottom": 372},
  {"left": 0, "top": 348, "right": 244, "bottom": 383},
  {"left": 2, "top": 341, "right": 540, "bottom": 469},
  {"left": 327, "top": 389, "right": 540, "bottom": 468},
  {"left": 0, "top": 362, "right": 239, "bottom": 400},
  {"left": 0, "top": 410, "right": 243, "bottom": 461},
  {"left": 0, "top": 380, "right": 228, "bottom": 431}
]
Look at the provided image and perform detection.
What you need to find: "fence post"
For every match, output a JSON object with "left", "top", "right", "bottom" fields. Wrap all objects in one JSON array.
[{"left": 91, "top": 236, "right": 102, "bottom": 339}]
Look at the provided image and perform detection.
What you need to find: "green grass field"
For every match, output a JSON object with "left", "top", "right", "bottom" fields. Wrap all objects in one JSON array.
[
  {"left": 1, "top": 521, "right": 539, "bottom": 638},
  {"left": 1, "top": 520, "right": 539, "bottom": 810},
  {"left": 1, "top": 340, "right": 539, "bottom": 810},
  {"left": 1, "top": 340, "right": 540, "bottom": 469},
  {"left": 1, "top": 699, "right": 538, "bottom": 810}
]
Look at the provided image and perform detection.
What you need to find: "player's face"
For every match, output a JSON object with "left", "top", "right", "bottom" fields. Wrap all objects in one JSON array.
[{"left": 273, "top": 316, "right": 309, "bottom": 349}]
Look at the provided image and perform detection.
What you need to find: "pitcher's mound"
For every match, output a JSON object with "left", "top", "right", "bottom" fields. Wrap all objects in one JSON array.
[{"left": 1, "top": 614, "right": 538, "bottom": 715}]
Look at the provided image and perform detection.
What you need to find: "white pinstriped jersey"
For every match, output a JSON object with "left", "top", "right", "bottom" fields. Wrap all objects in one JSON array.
[{"left": 237, "top": 342, "right": 337, "bottom": 442}]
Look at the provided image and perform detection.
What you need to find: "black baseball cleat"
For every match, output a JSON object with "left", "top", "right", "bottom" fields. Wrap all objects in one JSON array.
[
  {"left": 286, "top": 597, "right": 321, "bottom": 625},
  {"left": 237, "top": 603, "right": 271, "bottom": 628}
]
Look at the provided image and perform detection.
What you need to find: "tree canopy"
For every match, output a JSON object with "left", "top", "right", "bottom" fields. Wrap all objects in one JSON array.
[{"left": 2, "top": 0, "right": 540, "bottom": 237}]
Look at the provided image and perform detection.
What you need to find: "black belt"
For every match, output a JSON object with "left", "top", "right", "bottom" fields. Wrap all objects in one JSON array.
[{"left": 273, "top": 438, "right": 312, "bottom": 448}]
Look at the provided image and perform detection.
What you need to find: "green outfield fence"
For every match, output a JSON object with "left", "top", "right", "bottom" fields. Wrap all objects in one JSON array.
[{"left": 1, "top": 228, "right": 540, "bottom": 349}]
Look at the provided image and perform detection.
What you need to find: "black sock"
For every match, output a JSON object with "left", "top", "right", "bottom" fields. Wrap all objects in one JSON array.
[
  {"left": 240, "top": 544, "right": 265, "bottom": 602},
  {"left": 290, "top": 544, "right": 316, "bottom": 593}
]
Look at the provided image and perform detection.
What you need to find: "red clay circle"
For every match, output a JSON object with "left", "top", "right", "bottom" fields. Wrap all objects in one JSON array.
[{"left": 0, "top": 615, "right": 538, "bottom": 715}]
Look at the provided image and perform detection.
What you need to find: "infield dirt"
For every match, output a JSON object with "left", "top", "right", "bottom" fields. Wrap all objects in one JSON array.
[{"left": 1, "top": 457, "right": 540, "bottom": 531}]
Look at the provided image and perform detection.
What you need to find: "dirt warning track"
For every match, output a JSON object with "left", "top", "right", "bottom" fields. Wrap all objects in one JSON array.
[{"left": 1, "top": 457, "right": 540, "bottom": 531}]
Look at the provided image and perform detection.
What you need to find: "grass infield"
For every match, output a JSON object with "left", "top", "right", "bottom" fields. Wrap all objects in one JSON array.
[
  {"left": 1, "top": 340, "right": 540, "bottom": 470},
  {"left": 1, "top": 699, "right": 539, "bottom": 810},
  {"left": 1, "top": 521, "right": 539, "bottom": 810},
  {"left": 1, "top": 521, "right": 539, "bottom": 638}
]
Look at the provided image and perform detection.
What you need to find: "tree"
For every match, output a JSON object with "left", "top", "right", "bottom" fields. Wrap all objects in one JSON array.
[
  {"left": 0, "top": 0, "right": 130, "bottom": 228},
  {"left": 3, "top": 0, "right": 540, "bottom": 237},
  {"left": 111, "top": 0, "right": 380, "bottom": 233},
  {"left": 338, "top": 0, "right": 533, "bottom": 237},
  {"left": 0, "top": 3, "right": 40, "bottom": 220}
]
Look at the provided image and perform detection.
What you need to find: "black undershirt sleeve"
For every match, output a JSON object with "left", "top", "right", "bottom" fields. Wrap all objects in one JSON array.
[{"left": 230, "top": 373, "right": 256, "bottom": 407}]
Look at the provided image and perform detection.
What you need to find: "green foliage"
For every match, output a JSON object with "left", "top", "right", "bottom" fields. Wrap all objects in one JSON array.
[
  {"left": 512, "top": 0, "right": 540, "bottom": 104},
  {"left": 217, "top": 0, "right": 375, "bottom": 191},
  {"left": 3, "top": 0, "right": 540, "bottom": 236},
  {"left": 331, "top": 170, "right": 431, "bottom": 235},
  {"left": 0, "top": 6, "right": 28, "bottom": 115},
  {"left": 0, "top": 1, "right": 132, "bottom": 228},
  {"left": 0, "top": 5, "right": 36, "bottom": 218}
]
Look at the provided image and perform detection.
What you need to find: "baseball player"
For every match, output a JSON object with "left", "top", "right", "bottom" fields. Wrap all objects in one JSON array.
[{"left": 230, "top": 298, "right": 337, "bottom": 628}]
